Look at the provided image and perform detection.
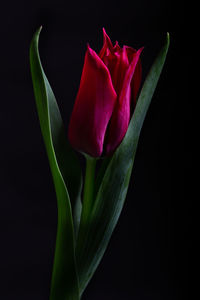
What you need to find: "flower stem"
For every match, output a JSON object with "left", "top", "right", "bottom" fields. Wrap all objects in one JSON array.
[
  {"left": 75, "top": 155, "right": 96, "bottom": 293},
  {"left": 81, "top": 155, "right": 96, "bottom": 223}
]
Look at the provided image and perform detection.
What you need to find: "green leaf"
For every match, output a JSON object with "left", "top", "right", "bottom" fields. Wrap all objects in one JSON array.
[
  {"left": 30, "top": 27, "right": 81, "bottom": 300},
  {"left": 76, "top": 33, "right": 170, "bottom": 294}
]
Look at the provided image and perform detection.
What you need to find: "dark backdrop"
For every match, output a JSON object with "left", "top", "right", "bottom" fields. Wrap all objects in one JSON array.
[{"left": 0, "top": 1, "right": 191, "bottom": 299}]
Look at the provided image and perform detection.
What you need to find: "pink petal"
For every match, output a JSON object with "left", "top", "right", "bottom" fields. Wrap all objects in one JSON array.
[
  {"left": 99, "top": 28, "right": 114, "bottom": 59},
  {"left": 113, "top": 41, "right": 121, "bottom": 52},
  {"left": 105, "top": 47, "right": 143, "bottom": 155},
  {"left": 68, "top": 45, "right": 117, "bottom": 157},
  {"left": 111, "top": 46, "right": 130, "bottom": 95},
  {"left": 100, "top": 32, "right": 129, "bottom": 96}
]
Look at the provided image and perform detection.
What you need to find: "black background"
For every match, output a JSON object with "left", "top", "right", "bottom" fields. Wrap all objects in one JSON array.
[{"left": 0, "top": 0, "right": 191, "bottom": 299}]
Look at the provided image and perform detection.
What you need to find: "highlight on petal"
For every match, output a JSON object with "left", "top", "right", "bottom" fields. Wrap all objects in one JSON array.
[{"left": 68, "top": 45, "right": 117, "bottom": 157}]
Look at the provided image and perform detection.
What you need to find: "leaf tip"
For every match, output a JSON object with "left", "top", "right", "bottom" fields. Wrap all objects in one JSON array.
[
  {"left": 166, "top": 32, "right": 170, "bottom": 46},
  {"left": 36, "top": 25, "right": 43, "bottom": 38}
]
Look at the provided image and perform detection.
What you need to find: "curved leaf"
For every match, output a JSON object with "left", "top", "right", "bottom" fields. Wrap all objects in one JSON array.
[
  {"left": 76, "top": 33, "right": 170, "bottom": 294},
  {"left": 30, "top": 27, "right": 81, "bottom": 300}
]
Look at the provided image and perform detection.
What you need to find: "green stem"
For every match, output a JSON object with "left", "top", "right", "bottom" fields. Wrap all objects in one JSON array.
[
  {"left": 75, "top": 155, "right": 96, "bottom": 297},
  {"left": 81, "top": 155, "right": 96, "bottom": 223}
]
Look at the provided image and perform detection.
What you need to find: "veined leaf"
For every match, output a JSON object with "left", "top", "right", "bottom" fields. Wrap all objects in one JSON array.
[
  {"left": 76, "top": 33, "right": 170, "bottom": 294},
  {"left": 30, "top": 27, "right": 81, "bottom": 300}
]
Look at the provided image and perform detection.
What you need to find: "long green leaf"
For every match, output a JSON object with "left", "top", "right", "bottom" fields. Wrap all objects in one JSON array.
[
  {"left": 30, "top": 27, "right": 81, "bottom": 300},
  {"left": 76, "top": 33, "right": 170, "bottom": 294}
]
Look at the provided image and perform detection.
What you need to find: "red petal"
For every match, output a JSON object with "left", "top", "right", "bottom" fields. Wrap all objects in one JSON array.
[
  {"left": 124, "top": 46, "right": 137, "bottom": 63},
  {"left": 68, "top": 46, "right": 117, "bottom": 157},
  {"left": 111, "top": 46, "right": 129, "bottom": 95},
  {"left": 99, "top": 28, "right": 114, "bottom": 59},
  {"left": 100, "top": 35, "right": 129, "bottom": 96},
  {"left": 105, "top": 48, "right": 143, "bottom": 155},
  {"left": 113, "top": 41, "right": 121, "bottom": 52}
]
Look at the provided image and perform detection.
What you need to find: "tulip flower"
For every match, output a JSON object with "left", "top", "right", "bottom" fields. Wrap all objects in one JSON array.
[
  {"left": 30, "top": 27, "right": 169, "bottom": 300},
  {"left": 68, "top": 29, "right": 143, "bottom": 157}
]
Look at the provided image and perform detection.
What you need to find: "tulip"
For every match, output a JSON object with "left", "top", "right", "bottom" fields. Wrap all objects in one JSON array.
[
  {"left": 68, "top": 29, "right": 143, "bottom": 157},
  {"left": 31, "top": 27, "right": 169, "bottom": 300}
]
